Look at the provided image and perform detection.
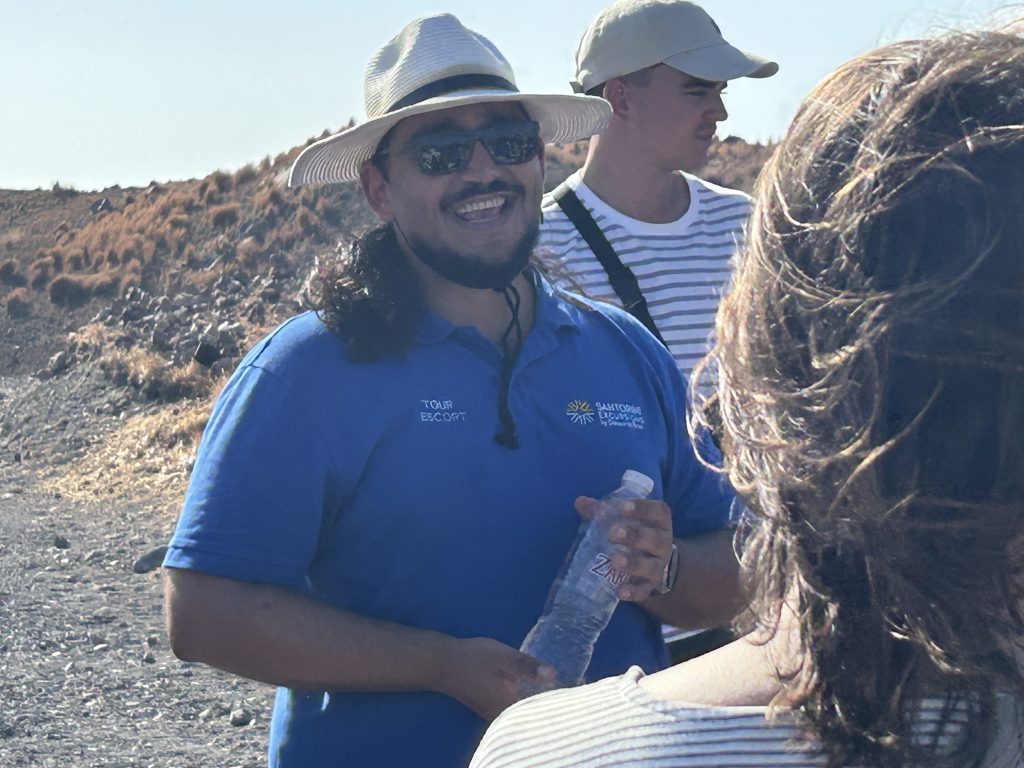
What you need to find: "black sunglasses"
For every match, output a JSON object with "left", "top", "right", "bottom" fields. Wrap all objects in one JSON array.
[{"left": 378, "top": 119, "right": 542, "bottom": 176}]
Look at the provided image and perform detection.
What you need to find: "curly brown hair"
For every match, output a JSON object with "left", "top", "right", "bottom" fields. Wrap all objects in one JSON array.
[
  {"left": 303, "top": 224, "right": 425, "bottom": 362},
  {"left": 694, "top": 28, "right": 1024, "bottom": 767}
]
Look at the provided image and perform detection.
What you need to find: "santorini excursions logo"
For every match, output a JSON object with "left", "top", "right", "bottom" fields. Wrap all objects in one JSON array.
[{"left": 565, "top": 399, "right": 645, "bottom": 430}]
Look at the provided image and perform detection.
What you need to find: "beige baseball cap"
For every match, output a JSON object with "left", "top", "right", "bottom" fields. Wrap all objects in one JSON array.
[{"left": 572, "top": 0, "right": 778, "bottom": 93}]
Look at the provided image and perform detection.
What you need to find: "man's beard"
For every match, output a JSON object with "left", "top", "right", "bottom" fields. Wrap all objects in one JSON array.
[
  {"left": 395, "top": 180, "right": 539, "bottom": 290},
  {"left": 400, "top": 220, "right": 537, "bottom": 290}
]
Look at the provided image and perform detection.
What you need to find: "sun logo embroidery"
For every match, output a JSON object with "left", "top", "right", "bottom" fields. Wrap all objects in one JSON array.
[{"left": 566, "top": 400, "right": 595, "bottom": 425}]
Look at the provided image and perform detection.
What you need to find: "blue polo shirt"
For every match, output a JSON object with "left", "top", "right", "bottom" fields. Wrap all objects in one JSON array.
[{"left": 165, "top": 272, "right": 734, "bottom": 768}]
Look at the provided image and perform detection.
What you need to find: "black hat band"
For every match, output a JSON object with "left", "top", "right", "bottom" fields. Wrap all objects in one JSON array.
[{"left": 387, "top": 74, "right": 519, "bottom": 113}]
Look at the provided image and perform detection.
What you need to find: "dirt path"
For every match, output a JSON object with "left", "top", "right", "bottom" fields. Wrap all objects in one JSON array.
[{"left": 0, "top": 465, "right": 274, "bottom": 767}]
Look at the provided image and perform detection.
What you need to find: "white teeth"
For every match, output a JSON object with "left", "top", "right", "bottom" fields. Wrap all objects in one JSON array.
[{"left": 454, "top": 195, "right": 504, "bottom": 215}]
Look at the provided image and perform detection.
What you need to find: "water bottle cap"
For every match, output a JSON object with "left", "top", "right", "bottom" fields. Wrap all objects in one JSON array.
[{"left": 621, "top": 470, "right": 654, "bottom": 497}]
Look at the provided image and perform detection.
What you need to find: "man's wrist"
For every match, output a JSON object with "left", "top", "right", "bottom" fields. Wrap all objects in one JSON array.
[{"left": 413, "top": 629, "right": 459, "bottom": 695}]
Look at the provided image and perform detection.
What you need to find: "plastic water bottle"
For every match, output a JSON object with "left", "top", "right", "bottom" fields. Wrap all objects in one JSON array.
[{"left": 520, "top": 470, "right": 655, "bottom": 694}]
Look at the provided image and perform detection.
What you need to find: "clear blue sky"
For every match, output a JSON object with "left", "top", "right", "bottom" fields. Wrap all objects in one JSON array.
[{"left": 0, "top": 0, "right": 1013, "bottom": 191}]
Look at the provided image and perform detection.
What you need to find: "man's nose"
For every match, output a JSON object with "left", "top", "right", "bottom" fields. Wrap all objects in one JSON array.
[
  {"left": 460, "top": 139, "right": 501, "bottom": 179},
  {"left": 708, "top": 93, "right": 728, "bottom": 122}
]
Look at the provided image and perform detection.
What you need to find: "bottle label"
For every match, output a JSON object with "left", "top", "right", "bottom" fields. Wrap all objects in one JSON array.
[{"left": 588, "top": 553, "right": 628, "bottom": 587}]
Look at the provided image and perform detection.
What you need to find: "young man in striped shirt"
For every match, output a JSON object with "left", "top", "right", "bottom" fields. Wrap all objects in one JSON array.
[{"left": 539, "top": 0, "right": 777, "bottom": 377}]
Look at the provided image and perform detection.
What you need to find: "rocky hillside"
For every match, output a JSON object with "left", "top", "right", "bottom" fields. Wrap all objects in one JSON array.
[{"left": 0, "top": 138, "right": 377, "bottom": 377}]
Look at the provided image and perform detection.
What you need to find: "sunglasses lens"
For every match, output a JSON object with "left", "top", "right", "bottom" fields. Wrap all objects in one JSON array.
[
  {"left": 484, "top": 123, "right": 540, "bottom": 165},
  {"left": 408, "top": 120, "right": 541, "bottom": 175},
  {"left": 417, "top": 141, "right": 472, "bottom": 175}
]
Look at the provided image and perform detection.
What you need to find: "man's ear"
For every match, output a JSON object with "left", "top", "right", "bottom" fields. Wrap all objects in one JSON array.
[
  {"left": 602, "top": 78, "right": 630, "bottom": 118},
  {"left": 359, "top": 160, "right": 395, "bottom": 222}
]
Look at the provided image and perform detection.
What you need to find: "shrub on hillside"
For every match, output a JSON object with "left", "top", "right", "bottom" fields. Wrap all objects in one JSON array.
[
  {"left": 180, "top": 243, "right": 200, "bottom": 269},
  {"left": 198, "top": 180, "right": 218, "bottom": 204},
  {"left": 67, "top": 323, "right": 120, "bottom": 359},
  {"left": 28, "top": 256, "right": 53, "bottom": 289},
  {"left": 51, "top": 181, "right": 78, "bottom": 199},
  {"left": 293, "top": 208, "right": 320, "bottom": 238},
  {"left": 5, "top": 287, "right": 31, "bottom": 318},
  {"left": 119, "top": 237, "right": 143, "bottom": 264},
  {"left": 48, "top": 273, "right": 119, "bottom": 307},
  {"left": 210, "top": 171, "right": 234, "bottom": 194},
  {"left": 234, "top": 164, "right": 258, "bottom": 186},
  {"left": 254, "top": 187, "right": 284, "bottom": 211},
  {"left": 0, "top": 259, "right": 27, "bottom": 287},
  {"left": 236, "top": 237, "right": 263, "bottom": 270},
  {"left": 315, "top": 198, "right": 343, "bottom": 227},
  {"left": 119, "top": 263, "right": 142, "bottom": 296},
  {"left": 210, "top": 204, "right": 240, "bottom": 229},
  {"left": 99, "top": 349, "right": 215, "bottom": 402}
]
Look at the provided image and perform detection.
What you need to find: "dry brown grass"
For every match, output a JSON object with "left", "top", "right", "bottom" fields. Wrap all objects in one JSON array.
[
  {"left": 12, "top": 152, "right": 367, "bottom": 311},
  {"left": 0, "top": 131, "right": 421, "bottom": 328},
  {"left": 0, "top": 225, "right": 26, "bottom": 253},
  {"left": 68, "top": 322, "right": 120, "bottom": 355},
  {"left": 71, "top": 323, "right": 220, "bottom": 402},
  {"left": 42, "top": 326, "right": 234, "bottom": 500},
  {"left": 40, "top": 356, "right": 233, "bottom": 501},
  {"left": 40, "top": 396, "right": 216, "bottom": 502},
  {"left": 99, "top": 348, "right": 217, "bottom": 402}
]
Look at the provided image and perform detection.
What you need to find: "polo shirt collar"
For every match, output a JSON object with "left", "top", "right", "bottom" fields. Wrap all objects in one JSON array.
[{"left": 412, "top": 267, "right": 584, "bottom": 346}]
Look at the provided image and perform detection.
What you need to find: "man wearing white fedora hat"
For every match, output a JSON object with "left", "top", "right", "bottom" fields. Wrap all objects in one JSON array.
[
  {"left": 540, "top": 0, "right": 777, "bottom": 380},
  {"left": 162, "top": 13, "right": 739, "bottom": 768}
]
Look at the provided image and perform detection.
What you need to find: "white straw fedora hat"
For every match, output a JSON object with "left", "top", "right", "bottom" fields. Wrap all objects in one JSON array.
[
  {"left": 572, "top": 0, "right": 777, "bottom": 94},
  {"left": 289, "top": 14, "right": 612, "bottom": 187}
]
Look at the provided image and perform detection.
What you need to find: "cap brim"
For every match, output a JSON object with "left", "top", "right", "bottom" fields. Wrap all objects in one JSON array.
[
  {"left": 288, "top": 88, "right": 611, "bottom": 186},
  {"left": 664, "top": 43, "right": 778, "bottom": 82}
]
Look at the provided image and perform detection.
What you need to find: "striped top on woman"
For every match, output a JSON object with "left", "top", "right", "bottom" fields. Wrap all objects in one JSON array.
[{"left": 470, "top": 666, "right": 1023, "bottom": 768}]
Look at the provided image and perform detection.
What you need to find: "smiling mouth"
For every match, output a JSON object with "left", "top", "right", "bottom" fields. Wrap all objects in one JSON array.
[{"left": 451, "top": 194, "right": 513, "bottom": 222}]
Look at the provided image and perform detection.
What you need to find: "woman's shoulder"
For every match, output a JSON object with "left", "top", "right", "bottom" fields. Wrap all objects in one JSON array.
[{"left": 470, "top": 668, "right": 813, "bottom": 768}]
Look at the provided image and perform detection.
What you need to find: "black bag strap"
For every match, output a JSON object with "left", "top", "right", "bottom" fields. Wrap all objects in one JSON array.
[{"left": 551, "top": 182, "right": 668, "bottom": 348}]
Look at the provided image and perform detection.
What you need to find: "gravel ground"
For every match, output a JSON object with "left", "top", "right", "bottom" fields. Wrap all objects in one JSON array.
[{"left": 0, "top": 386, "right": 275, "bottom": 766}]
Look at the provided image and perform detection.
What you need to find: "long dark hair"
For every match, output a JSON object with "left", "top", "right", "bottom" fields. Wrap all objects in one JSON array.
[
  {"left": 694, "top": 28, "right": 1024, "bottom": 767},
  {"left": 304, "top": 224, "right": 425, "bottom": 361}
]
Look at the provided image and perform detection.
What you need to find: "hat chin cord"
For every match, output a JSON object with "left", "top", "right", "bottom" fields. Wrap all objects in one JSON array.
[{"left": 394, "top": 219, "right": 524, "bottom": 449}]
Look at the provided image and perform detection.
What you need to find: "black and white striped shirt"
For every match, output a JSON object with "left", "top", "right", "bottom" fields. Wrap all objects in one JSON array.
[{"left": 538, "top": 171, "right": 751, "bottom": 379}]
